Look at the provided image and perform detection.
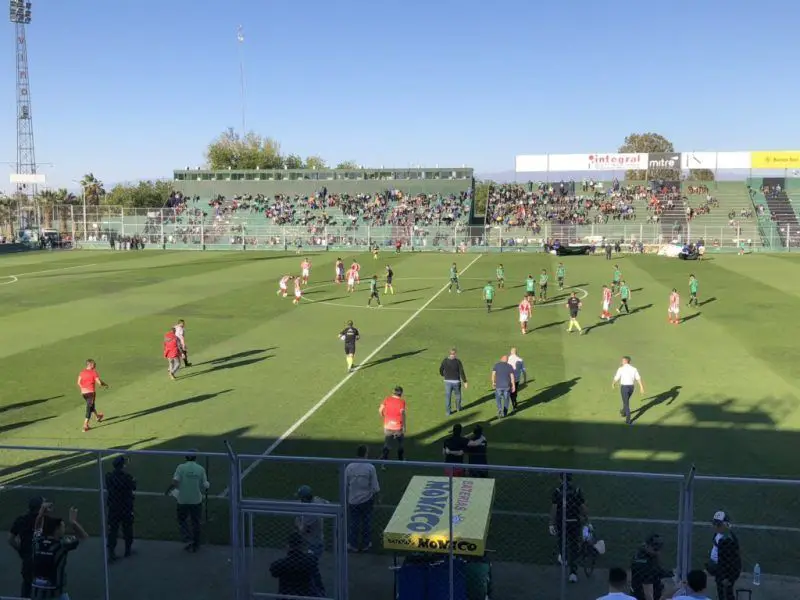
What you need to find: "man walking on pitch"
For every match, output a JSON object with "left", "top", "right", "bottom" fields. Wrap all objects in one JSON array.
[
  {"left": 565, "top": 292, "right": 584, "bottom": 334},
  {"left": 78, "top": 359, "right": 109, "bottom": 432},
  {"left": 367, "top": 275, "right": 382, "bottom": 307},
  {"left": 164, "top": 327, "right": 182, "bottom": 380},
  {"left": 612, "top": 264, "right": 622, "bottom": 293},
  {"left": 616, "top": 280, "right": 631, "bottom": 314},
  {"left": 518, "top": 295, "right": 532, "bottom": 334},
  {"left": 538, "top": 269, "right": 549, "bottom": 301},
  {"left": 556, "top": 262, "right": 566, "bottom": 290},
  {"left": 175, "top": 319, "right": 191, "bottom": 367},
  {"left": 379, "top": 386, "right": 406, "bottom": 465},
  {"left": 612, "top": 356, "right": 644, "bottom": 425},
  {"left": 384, "top": 265, "right": 394, "bottom": 295},
  {"left": 440, "top": 348, "right": 468, "bottom": 416},
  {"left": 491, "top": 355, "right": 516, "bottom": 417},
  {"left": 483, "top": 281, "right": 495, "bottom": 313},
  {"left": 339, "top": 320, "right": 360, "bottom": 372},
  {"left": 449, "top": 263, "right": 462, "bottom": 293},
  {"left": 525, "top": 274, "right": 536, "bottom": 300},
  {"left": 688, "top": 274, "right": 699, "bottom": 307},
  {"left": 496, "top": 264, "right": 505, "bottom": 289},
  {"left": 508, "top": 347, "right": 527, "bottom": 410}
]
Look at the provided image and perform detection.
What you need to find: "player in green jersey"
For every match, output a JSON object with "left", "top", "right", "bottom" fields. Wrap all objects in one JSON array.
[
  {"left": 612, "top": 264, "right": 622, "bottom": 293},
  {"left": 525, "top": 274, "right": 536, "bottom": 299},
  {"left": 483, "top": 281, "right": 495, "bottom": 313},
  {"left": 449, "top": 263, "right": 462, "bottom": 293},
  {"left": 556, "top": 263, "right": 566, "bottom": 290},
  {"left": 688, "top": 274, "right": 699, "bottom": 307},
  {"left": 496, "top": 264, "right": 505, "bottom": 289},
  {"left": 368, "top": 275, "right": 382, "bottom": 307},
  {"left": 617, "top": 280, "right": 631, "bottom": 314},
  {"left": 538, "top": 269, "right": 549, "bottom": 301}
]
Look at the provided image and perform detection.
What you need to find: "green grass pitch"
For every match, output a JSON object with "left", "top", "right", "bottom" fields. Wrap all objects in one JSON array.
[{"left": 1, "top": 249, "right": 799, "bottom": 573}]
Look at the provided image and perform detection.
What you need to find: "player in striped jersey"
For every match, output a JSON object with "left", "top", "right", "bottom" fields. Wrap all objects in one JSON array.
[
  {"left": 600, "top": 285, "right": 614, "bottom": 320},
  {"left": 668, "top": 289, "right": 681, "bottom": 324},
  {"left": 277, "top": 275, "right": 291, "bottom": 298},
  {"left": 300, "top": 258, "right": 311, "bottom": 285}
]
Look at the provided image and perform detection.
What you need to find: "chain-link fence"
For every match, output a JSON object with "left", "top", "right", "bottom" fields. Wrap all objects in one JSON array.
[{"left": 2, "top": 444, "right": 800, "bottom": 599}]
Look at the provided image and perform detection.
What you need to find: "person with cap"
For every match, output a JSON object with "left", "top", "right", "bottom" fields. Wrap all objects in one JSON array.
[
  {"left": 491, "top": 355, "right": 516, "bottom": 417},
  {"left": 31, "top": 501, "right": 88, "bottom": 600},
  {"left": 295, "top": 485, "right": 330, "bottom": 559},
  {"left": 705, "top": 511, "right": 741, "bottom": 600},
  {"left": 596, "top": 566, "right": 636, "bottom": 599},
  {"left": 269, "top": 532, "right": 325, "bottom": 598},
  {"left": 673, "top": 569, "right": 712, "bottom": 600},
  {"left": 630, "top": 533, "right": 674, "bottom": 600},
  {"left": 8, "top": 496, "right": 44, "bottom": 598},
  {"left": 105, "top": 455, "right": 137, "bottom": 562},
  {"left": 379, "top": 386, "right": 407, "bottom": 465},
  {"left": 612, "top": 355, "right": 645, "bottom": 425},
  {"left": 439, "top": 347, "right": 468, "bottom": 416},
  {"left": 165, "top": 450, "right": 209, "bottom": 553},
  {"left": 548, "top": 473, "right": 587, "bottom": 583}
]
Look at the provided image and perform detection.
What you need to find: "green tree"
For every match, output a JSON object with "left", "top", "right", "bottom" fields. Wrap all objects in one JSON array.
[
  {"left": 206, "top": 128, "right": 284, "bottom": 170},
  {"left": 473, "top": 180, "right": 494, "bottom": 216},
  {"left": 689, "top": 169, "right": 715, "bottom": 182},
  {"left": 80, "top": 173, "right": 105, "bottom": 206},
  {"left": 304, "top": 155, "right": 327, "bottom": 170},
  {"left": 335, "top": 160, "right": 359, "bottom": 170},
  {"left": 618, "top": 132, "right": 677, "bottom": 181},
  {"left": 284, "top": 154, "right": 303, "bottom": 170},
  {"left": 104, "top": 180, "right": 172, "bottom": 208},
  {"left": 0, "top": 195, "right": 15, "bottom": 238}
]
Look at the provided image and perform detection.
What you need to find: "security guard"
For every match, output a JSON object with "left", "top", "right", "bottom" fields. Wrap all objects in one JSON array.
[
  {"left": 548, "top": 473, "right": 587, "bottom": 583},
  {"left": 630, "top": 534, "right": 673, "bottom": 600},
  {"left": 105, "top": 455, "right": 136, "bottom": 561},
  {"left": 706, "top": 511, "right": 741, "bottom": 600}
]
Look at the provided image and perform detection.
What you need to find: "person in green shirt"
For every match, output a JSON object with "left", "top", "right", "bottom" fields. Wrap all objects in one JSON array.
[
  {"left": 612, "top": 265, "right": 622, "bottom": 293},
  {"left": 556, "top": 263, "right": 566, "bottom": 290},
  {"left": 688, "top": 274, "right": 699, "bottom": 307},
  {"left": 538, "top": 269, "right": 549, "bottom": 301},
  {"left": 496, "top": 264, "right": 505, "bottom": 289},
  {"left": 368, "top": 275, "right": 382, "bottom": 307},
  {"left": 525, "top": 274, "right": 536, "bottom": 300},
  {"left": 166, "top": 452, "right": 209, "bottom": 552},
  {"left": 617, "top": 280, "right": 631, "bottom": 314},
  {"left": 483, "top": 281, "right": 495, "bottom": 313},
  {"left": 449, "top": 263, "right": 462, "bottom": 293}
]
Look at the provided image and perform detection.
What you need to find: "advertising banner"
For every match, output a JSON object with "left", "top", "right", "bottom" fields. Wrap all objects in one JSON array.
[
  {"left": 547, "top": 154, "right": 591, "bottom": 171},
  {"left": 751, "top": 151, "right": 800, "bottom": 169},
  {"left": 383, "top": 476, "right": 495, "bottom": 557},
  {"left": 646, "top": 153, "right": 682, "bottom": 171},
  {"left": 586, "top": 153, "right": 648, "bottom": 171},
  {"left": 681, "top": 152, "right": 717, "bottom": 171},
  {"left": 716, "top": 152, "right": 751, "bottom": 169},
  {"left": 514, "top": 154, "right": 548, "bottom": 173}
]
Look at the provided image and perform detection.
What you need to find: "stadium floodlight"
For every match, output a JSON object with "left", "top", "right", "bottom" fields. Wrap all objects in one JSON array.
[{"left": 9, "top": 0, "right": 31, "bottom": 24}]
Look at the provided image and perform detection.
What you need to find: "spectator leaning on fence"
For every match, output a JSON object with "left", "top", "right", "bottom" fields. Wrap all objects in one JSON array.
[
  {"left": 106, "top": 455, "right": 137, "bottom": 562},
  {"left": 165, "top": 450, "right": 209, "bottom": 553},
  {"left": 344, "top": 445, "right": 380, "bottom": 553},
  {"left": 31, "top": 502, "right": 88, "bottom": 600},
  {"left": 8, "top": 496, "right": 43, "bottom": 599},
  {"left": 270, "top": 532, "right": 325, "bottom": 598},
  {"left": 630, "top": 533, "right": 673, "bottom": 600},
  {"left": 705, "top": 511, "right": 741, "bottom": 600},
  {"left": 295, "top": 485, "right": 330, "bottom": 558},
  {"left": 596, "top": 566, "right": 636, "bottom": 600}
]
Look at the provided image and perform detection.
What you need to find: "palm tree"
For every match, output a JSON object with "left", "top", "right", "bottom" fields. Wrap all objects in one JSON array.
[
  {"left": 80, "top": 173, "right": 105, "bottom": 206},
  {"left": 37, "top": 189, "right": 59, "bottom": 228},
  {"left": 0, "top": 195, "right": 16, "bottom": 239}
]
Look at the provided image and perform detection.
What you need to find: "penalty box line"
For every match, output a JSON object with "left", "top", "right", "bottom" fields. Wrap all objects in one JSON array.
[{"left": 222, "top": 254, "right": 483, "bottom": 497}]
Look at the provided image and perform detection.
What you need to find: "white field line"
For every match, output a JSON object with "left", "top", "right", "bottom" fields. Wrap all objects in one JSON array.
[
  {"left": 223, "top": 254, "right": 483, "bottom": 497},
  {"left": 11, "top": 263, "right": 99, "bottom": 277}
]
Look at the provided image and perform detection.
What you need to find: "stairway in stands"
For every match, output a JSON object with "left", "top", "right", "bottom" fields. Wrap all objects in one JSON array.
[
  {"left": 762, "top": 177, "right": 799, "bottom": 247},
  {"left": 654, "top": 181, "right": 688, "bottom": 241}
]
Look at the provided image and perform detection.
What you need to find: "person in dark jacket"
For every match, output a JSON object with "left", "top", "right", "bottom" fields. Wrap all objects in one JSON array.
[
  {"left": 630, "top": 534, "right": 673, "bottom": 600},
  {"left": 106, "top": 455, "right": 137, "bottom": 561},
  {"left": 8, "top": 496, "right": 44, "bottom": 598},
  {"left": 706, "top": 511, "right": 741, "bottom": 600},
  {"left": 270, "top": 532, "right": 324, "bottom": 598},
  {"left": 439, "top": 347, "right": 468, "bottom": 416},
  {"left": 465, "top": 424, "right": 488, "bottom": 478}
]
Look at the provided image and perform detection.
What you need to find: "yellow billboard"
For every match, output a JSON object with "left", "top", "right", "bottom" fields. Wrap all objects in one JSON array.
[
  {"left": 751, "top": 151, "right": 800, "bottom": 169},
  {"left": 383, "top": 476, "right": 495, "bottom": 556}
]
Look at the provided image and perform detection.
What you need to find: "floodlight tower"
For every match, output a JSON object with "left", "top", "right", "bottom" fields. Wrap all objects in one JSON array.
[{"left": 10, "top": 0, "right": 37, "bottom": 224}]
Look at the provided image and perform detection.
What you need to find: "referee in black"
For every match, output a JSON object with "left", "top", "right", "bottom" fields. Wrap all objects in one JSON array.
[
  {"left": 611, "top": 356, "right": 645, "bottom": 425},
  {"left": 339, "top": 320, "right": 360, "bottom": 373}
]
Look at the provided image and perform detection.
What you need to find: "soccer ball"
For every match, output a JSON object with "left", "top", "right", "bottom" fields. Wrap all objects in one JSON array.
[{"left": 340, "top": 335, "right": 346, "bottom": 341}]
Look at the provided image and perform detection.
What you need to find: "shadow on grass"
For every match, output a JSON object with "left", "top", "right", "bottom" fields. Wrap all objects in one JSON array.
[
  {"left": 180, "top": 357, "right": 273, "bottom": 379},
  {"left": 101, "top": 389, "right": 234, "bottom": 427},
  {"left": 0, "top": 395, "right": 63, "bottom": 415},
  {"left": 681, "top": 312, "right": 701, "bottom": 323},
  {"left": 698, "top": 297, "right": 716, "bottom": 307},
  {"left": 0, "top": 416, "right": 56, "bottom": 435},
  {"left": 631, "top": 386, "right": 683, "bottom": 424},
  {"left": 532, "top": 319, "right": 566, "bottom": 332},
  {"left": 400, "top": 288, "right": 432, "bottom": 294},
  {"left": 387, "top": 297, "right": 421, "bottom": 306},
  {"left": 358, "top": 349, "right": 427, "bottom": 371}
]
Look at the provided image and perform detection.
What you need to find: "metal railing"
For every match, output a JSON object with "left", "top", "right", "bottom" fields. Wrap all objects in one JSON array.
[{"left": 0, "top": 443, "right": 797, "bottom": 600}]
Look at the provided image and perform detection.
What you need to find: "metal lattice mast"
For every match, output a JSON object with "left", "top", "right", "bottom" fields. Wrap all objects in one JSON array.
[{"left": 10, "top": 1, "right": 36, "bottom": 226}]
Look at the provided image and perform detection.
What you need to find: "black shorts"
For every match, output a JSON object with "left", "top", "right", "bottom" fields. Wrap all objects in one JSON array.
[
  {"left": 485, "top": 298, "right": 493, "bottom": 304},
  {"left": 82, "top": 392, "right": 96, "bottom": 404},
  {"left": 558, "top": 277, "right": 564, "bottom": 284},
  {"left": 344, "top": 345, "right": 356, "bottom": 355},
  {"left": 386, "top": 277, "right": 393, "bottom": 284},
  {"left": 540, "top": 284, "right": 547, "bottom": 292},
  {"left": 621, "top": 298, "right": 628, "bottom": 303},
  {"left": 570, "top": 311, "right": 579, "bottom": 319},
  {"left": 370, "top": 291, "right": 379, "bottom": 299},
  {"left": 690, "top": 292, "right": 697, "bottom": 297}
]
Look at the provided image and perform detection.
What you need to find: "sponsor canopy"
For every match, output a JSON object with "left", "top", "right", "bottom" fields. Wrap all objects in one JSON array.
[{"left": 382, "top": 476, "right": 495, "bottom": 557}]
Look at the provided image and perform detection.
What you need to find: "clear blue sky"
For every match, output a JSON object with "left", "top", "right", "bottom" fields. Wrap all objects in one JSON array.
[{"left": 2, "top": 0, "right": 798, "bottom": 189}]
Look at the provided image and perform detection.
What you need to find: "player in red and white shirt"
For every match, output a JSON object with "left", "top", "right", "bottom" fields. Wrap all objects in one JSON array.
[
  {"left": 277, "top": 275, "right": 291, "bottom": 298},
  {"left": 600, "top": 284, "right": 614, "bottom": 320},
  {"left": 518, "top": 296, "right": 532, "bottom": 335},
  {"left": 300, "top": 258, "right": 311, "bottom": 285},
  {"left": 293, "top": 277, "right": 303, "bottom": 305},
  {"left": 346, "top": 268, "right": 357, "bottom": 293},
  {"left": 668, "top": 288, "right": 681, "bottom": 324},
  {"left": 351, "top": 260, "right": 361, "bottom": 283}
]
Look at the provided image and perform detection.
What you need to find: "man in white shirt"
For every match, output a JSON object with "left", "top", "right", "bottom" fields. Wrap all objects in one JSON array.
[
  {"left": 596, "top": 567, "right": 636, "bottom": 599},
  {"left": 507, "top": 347, "right": 527, "bottom": 411},
  {"left": 612, "top": 356, "right": 644, "bottom": 425},
  {"left": 174, "top": 319, "right": 191, "bottom": 367},
  {"left": 673, "top": 569, "right": 712, "bottom": 599},
  {"left": 344, "top": 445, "right": 380, "bottom": 552}
]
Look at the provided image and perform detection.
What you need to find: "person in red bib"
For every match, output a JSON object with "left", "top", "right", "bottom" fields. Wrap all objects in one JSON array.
[
  {"left": 379, "top": 386, "right": 407, "bottom": 467},
  {"left": 164, "top": 328, "right": 182, "bottom": 380},
  {"left": 77, "top": 359, "right": 109, "bottom": 432}
]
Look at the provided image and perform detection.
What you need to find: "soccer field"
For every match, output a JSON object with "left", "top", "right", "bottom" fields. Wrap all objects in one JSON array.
[{"left": 1, "top": 249, "right": 800, "bottom": 573}]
